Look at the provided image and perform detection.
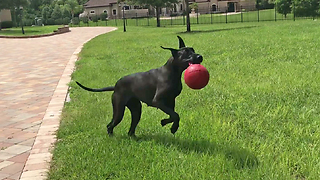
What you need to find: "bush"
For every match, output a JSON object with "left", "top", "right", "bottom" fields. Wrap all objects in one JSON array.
[
  {"left": 23, "top": 19, "right": 34, "bottom": 26},
  {"left": 72, "top": 17, "right": 80, "bottom": 25},
  {"left": 47, "top": 18, "right": 55, "bottom": 25},
  {"left": 54, "top": 19, "right": 63, "bottom": 25},
  {"left": 62, "top": 17, "right": 70, "bottom": 25},
  {"left": 81, "top": 17, "right": 88, "bottom": 24},
  {"left": 1, "top": 21, "right": 13, "bottom": 28},
  {"left": 100, "top": 13, "right": 108, "bottom": 21},
  {"left": 92, "top": 15, "right": 99, "bottom": 22}
]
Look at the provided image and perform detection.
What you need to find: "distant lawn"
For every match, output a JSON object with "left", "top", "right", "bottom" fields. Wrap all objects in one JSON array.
[
  {"left": 49, "top": 20, "right": 320, "bottom": 179},
  {"left": 0, "top": 25, "right": 60, "bottom": 36}
]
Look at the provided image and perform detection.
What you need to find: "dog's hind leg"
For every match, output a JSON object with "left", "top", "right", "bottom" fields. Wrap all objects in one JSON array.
[
  {"left": 126, "top": 98, "right": 142, "bottom": 137},
  {"left": 107, "top": 93, "right": 126, "bottom": 136},
  {"left": 161, "top": 100, "right": 175, "bottom": 127}
]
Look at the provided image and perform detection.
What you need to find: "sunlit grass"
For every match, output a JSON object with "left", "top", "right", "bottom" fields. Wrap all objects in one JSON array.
[{"left": 0, "top": 25, "right": 60, "bottom": 36}]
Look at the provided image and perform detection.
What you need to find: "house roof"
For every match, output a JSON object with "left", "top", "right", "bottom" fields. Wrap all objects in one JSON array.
[{"left": 84, "top": 0, "right": 117, "bottom": 8}]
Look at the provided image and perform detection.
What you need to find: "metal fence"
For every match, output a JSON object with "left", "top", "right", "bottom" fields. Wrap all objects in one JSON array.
[{"left": 72, "top": 5, "right": 318, "bottom": 28}]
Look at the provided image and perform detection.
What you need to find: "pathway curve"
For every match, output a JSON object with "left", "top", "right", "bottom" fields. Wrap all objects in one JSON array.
[{"left": 0, "top": 27, "right": 117, "bottom": 180}]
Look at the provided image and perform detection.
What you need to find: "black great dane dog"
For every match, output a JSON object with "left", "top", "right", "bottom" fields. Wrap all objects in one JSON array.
[{"left": 76, "top": 36, "right": 203, "bottom": 137}]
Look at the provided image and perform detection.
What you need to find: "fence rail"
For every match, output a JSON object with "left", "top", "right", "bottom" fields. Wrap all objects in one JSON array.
[{"left": 71, "top": 7, "right": 318, "bottom": 28}]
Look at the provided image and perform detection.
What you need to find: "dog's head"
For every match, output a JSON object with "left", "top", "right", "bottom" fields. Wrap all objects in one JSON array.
[{"left": 161, "top": 36, "right": 203, "bottom": 71}]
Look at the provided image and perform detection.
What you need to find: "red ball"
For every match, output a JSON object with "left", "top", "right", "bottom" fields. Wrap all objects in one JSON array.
[{"left": 184, "top": 64, "right": 209, "bottom": 89}]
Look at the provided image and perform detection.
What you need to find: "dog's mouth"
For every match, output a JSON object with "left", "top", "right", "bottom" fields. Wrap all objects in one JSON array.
[{"left": 188, "top": 54, "right": 203, "bottom": 65}]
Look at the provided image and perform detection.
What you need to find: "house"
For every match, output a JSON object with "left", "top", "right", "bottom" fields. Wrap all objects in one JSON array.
[
  {"left": 81, "top": 0, "right": 256, "bottom": 19},
  {"left": 0, "top": 9, "right": 12, "bottom": 27},
  {"left": 82, "top": 0, "right": 149, "bottom": 19},
  {"left": 190, "top": 0, "right": 256, "bottom": 14},
  {"left": 160, "top": 0, "right": 255, "bottom": 16}
]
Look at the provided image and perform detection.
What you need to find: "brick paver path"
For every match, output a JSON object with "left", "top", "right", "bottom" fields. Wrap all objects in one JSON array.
[{"left": 0, "top": 27, "right": 117, "bottom": 180}]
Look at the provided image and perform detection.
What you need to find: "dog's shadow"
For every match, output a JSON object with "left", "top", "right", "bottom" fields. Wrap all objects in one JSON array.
[{"left": 137, "top": 134, "right": 258, "bottom": 169}]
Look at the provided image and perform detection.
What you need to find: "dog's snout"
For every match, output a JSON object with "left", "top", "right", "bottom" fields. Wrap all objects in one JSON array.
[{"left": 197, "top": 55, "right": 203, "bottom": 62}]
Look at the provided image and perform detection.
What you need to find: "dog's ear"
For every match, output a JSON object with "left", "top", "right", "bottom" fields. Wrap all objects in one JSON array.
[
  {"left": 177, "top": 36, "right": 185, "bottom": 49},
  {"left": 161, "top": 46, "right": 179, "bottom": 59}
]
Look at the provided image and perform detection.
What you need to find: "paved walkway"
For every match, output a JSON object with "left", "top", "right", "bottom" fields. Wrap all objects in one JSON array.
[{"left": 0, "top": 27, "right": 117, "bottom": 180}]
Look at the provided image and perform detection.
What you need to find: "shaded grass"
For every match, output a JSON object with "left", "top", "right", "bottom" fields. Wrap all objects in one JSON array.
[
  {"left": 0, "top": 25, "right": 60, "bottom": 36},
  {"left": 49, "top": 20, "right": 320, "bottom": 179}
]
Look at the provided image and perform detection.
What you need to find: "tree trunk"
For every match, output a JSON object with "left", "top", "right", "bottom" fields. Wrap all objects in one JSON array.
[
  {"left": 156, "top": 6, "right": 160, "bottom": 27},
  {"left": 184, "top": 0, "right": 191, "bottom": 32}
]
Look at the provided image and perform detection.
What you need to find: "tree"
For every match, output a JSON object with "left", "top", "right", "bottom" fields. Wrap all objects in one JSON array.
[
  {"left": 125, "top": 0, "right": 178, "bottom": 27},
  {"left": 51, "top": 4, "right": 62, "bottom": 20},
  {"left": 65, "top": 0, "right": 83, "bottom": 19},
  {"left": 276, "top": 0, "right": 292, "bottom": 18},
  {"left": 293, "top": 0, "right": 319, "bottom": 18}
]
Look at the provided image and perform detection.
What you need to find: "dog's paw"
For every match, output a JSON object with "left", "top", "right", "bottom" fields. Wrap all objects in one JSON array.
[
  {"left": 161, "top": 119, "right": 168, "bottom": 126},
  {"left": 161, "top": 119, "right": 174, "bottom": 126},
  {"left": 170, "top": 124, "right": 179, "bottom": 134}
]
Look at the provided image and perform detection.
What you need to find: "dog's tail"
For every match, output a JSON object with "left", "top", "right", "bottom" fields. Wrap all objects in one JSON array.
[{"left": 76, "top": 81, "right": 115, "bottom": 92}]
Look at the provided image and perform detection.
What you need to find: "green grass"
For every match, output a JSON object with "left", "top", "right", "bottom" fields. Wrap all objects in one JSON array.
[
  {"left": 0, "top": 25, "right": 60, "bottom": 36},
  {"left": 48, "top": 19, "right": 320, "bottom": 180}
]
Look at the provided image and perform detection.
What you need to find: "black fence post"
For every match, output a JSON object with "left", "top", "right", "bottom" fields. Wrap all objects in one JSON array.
[
  {"left": 241, "top": 6, "right": 243, "bottom": 22},
  {"left": 136, "top": 13, "right": 138, "bottom": 26},
  {"left": 183, "top": 14, "right": 185, "bottom": 25},
  {"left": 274, "top": 5, "right": 277, "bottom": 21},
  {"left": 257, "top": 6, "right": 260, "bottom": 22},
  {"left": 226, "top": 10, "right": 228, "bottom": 23},
  {"left": 115, "top": 17, "right": 117, "bottom": 26},
  {"left": 293, "top": 3, "right": 295, "bottom": 21},
  {"left": 171, "top": 12, "right": 173, "bottom": 25},
  {"left": 197, "top": 10, "right": 199, "bottom": 24}
]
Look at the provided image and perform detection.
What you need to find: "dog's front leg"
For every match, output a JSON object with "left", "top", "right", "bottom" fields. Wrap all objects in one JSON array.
[{"left": 152, "top": 96, "right": 179, "bottom": 134}]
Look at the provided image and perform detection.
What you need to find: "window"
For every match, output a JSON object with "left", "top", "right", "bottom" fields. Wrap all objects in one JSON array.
[
  {"left": 90, "top": 10, "right": 95, "bottom": 14},
  {"left": 103, "top": 9, "right": 108, "bottom": 13},
  {"left": 123, "top": 6, "right": 130, "bottom": 10},
  {"left": 112, "top": 9, "right": 117, "bottom": 15}
]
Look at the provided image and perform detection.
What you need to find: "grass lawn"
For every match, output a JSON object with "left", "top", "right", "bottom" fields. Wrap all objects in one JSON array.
[
  {"left": 48, "top": 19, "right": 320, "bottom": 179},
  {"left": 0, "top": 25, "right": 60, "bottom": 36}
]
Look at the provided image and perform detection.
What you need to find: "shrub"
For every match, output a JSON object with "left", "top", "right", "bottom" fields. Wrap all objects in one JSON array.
[
  {"left": 72, "top": 17, "right": 80, "bottom": 25},
  {"left": 1, "top": 21, "right": 13, "bottom": 28},
  {"left": 62, "top": 17, "right": 70, "bottom": 25},
  {"left": 92, "top": 15, "right": 99, "bottom": 22},
  {"left": 47, "top": 18, "right": 55, "bottom": 25},
  {"left": 54, "top": 19, "right": 63, "bottom": 25},
  {"left": 100, "top": 13, "right": 108, "bottom": 21},
  {"left": 81, "top": 17, "right": 88, "bottom": 24}
]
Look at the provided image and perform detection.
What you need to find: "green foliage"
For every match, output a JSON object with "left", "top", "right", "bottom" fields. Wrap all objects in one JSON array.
[
  {"left": 72, "top": 17, "right": 80, "bottom": 25},
  {"left": 0, "top": 21, "right": 13, "bottom": 28},
  {"left": 256, "top": 0, "right": 275, "bottom": 9},
  {"left": 276, "top": 0, "right": 292, "bottom": 18},
  {"left": 62, "top": 17, "right": 70, "bottom": 25},
  {"left": 51, "top": 4, "right": 62, "bottom": 20},
  {"left": 100, "top": 12, "right": 108, "bottom": 21},
  {"left": 42, "top": 5, "right": 52, "bottom": 23},
  {"left": 293, "top": 0, "right": 319, "bottom": 17},
  {"left": 80, "top": 16, "right": 88, "bottom": 23},
  {"left": 91, "top": 15, "right": 98, "bottom": 22}
]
